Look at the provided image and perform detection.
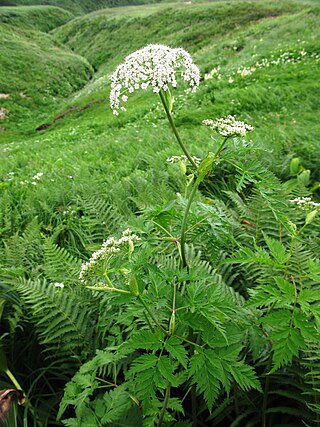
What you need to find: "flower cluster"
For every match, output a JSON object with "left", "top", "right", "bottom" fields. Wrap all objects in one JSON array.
[
  {"left": 204, "top": 66, "right": 221, "bottom": 81},
  {"left": 203, "top": 115, "right": 254, "bottom": 137},
  {"left": 204, "top": 48, "right": 319, "bottom": 83},
  {"left": 79, "top": 229, "right": 141, "bottom": 282},
  {"left": 237, "top": 66, "right": 256, "bottom": 78},
  {"left": 290, "top": 197, "right": 320, "bottom": 211},
  {"left": 31, "top": 172, "right": 44, "bottom": 185},
  {"left": 167, "top": 155, "right": 202, "bottom": 167},
  {"left": 110, "top": 44, "right": 200, "bottom": 115}
]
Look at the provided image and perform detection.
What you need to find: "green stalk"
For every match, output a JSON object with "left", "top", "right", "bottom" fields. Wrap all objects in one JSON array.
[
  {"left": 180, "top": 137, "right": 229, "bottom": 269},
  {"left": 159, "top": 90, "right": 198, "bottom": 170},
  {"left": 137, "top": 295, "right": 168, "bottom": 335},
  {"left": 157, "top": 385, "right": 171, "bottom": 427},
  {"left": 86, "top": 286, "right": 131, "bottom": 294},
  {"left": 180, "top": 180, "right": 199, "bottom": 269},
  {"left": 5, "top": 368, "right": 23, "bottom": 391}
]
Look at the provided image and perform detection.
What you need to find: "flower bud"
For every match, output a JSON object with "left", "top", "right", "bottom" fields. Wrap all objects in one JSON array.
[
  {"left": 290, "top": 157, "right": 300, "bottom": 175},
  {"left": 168, "top": 311, "right": 176, "bottom": 335},
  {"left": 298, "top": 169, "right": 310, "bottom": 187},
  {"left": 129, "top": 273, "right": 139, "bottom": 296},
  {"left": 305, "top": 209, "right": 318, "bottom": 225}
]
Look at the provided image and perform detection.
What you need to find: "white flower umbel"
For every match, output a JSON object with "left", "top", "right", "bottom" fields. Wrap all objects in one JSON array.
[
  {"left": 203, "top": 115, "right": 254, "bottom": 138},
  {"left": 79, "top": 229, "right": 141, "bottom": 282},
  {"left": 290, "top": 197, "right": 320, "bottom": 210},
  {"left": 110, "top": 44, "right": 200, "bottom": 115}
]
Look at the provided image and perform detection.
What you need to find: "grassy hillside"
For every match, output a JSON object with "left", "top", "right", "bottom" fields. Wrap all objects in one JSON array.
[
  {"left": 0, "top": 6, "right": 94, "bottom": 139},
  {"left": 0, "top": 5, "right": 73, "bottom": 30},
  {"left": 53, "top": 1, "right": 305, "bottom": 69},
  {"left": 0, "top": 0, "right": 164, "bottom": 14},
  {"left": 50, "top": 0, "right": 320, "bottom": 177}
]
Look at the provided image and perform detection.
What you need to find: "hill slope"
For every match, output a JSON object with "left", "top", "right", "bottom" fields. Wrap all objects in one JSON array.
[
  {"left": 0, "top": 5, "right": 73, "bottom": 30},
  {"left": 50, "top": 0, "right": 320, "bottom": 176},
  {"left": 0, "top": 6, "right": 94, "bottom": 138},
  {"left": 0, "top": 0, "right": 165, "bottom": 14}
]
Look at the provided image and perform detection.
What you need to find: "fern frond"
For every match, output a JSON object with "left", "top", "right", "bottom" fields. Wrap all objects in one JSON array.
[
  {"left": 77, "top": 194, "right": 125, "bottom": 244},
  {"left": 43, "top": 238, "right": 82, "bottom": 283},
  {"left": 3, "top": 218, "right": 43, "bottom": 277},
  {"left": 16, "top": 279, "right": 96, "bottom": 358}
]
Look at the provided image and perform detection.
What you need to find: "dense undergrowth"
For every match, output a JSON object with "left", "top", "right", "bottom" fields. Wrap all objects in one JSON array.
[{"left": 0, "top": 0, "right": 320, "bottom": 425}]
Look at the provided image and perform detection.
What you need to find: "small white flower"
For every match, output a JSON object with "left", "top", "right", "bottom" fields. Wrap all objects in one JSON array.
[
  {"left": 110, "top": 44, "right": 200, "bottom": 114},
  {"left": 290, "top": 197, "right": 320, "bottom": 210},
  {"left": 54, "top": 282, "right": 64, "bottom": 289},
  {"left": 203, "top": 115, "right": 254, "bottom": 137},
  {"left": 79, "top": 229, "right": 141, "bottom": 282},
  {"left": 32, "top": 172, "right": 44, "bottom": 181}
]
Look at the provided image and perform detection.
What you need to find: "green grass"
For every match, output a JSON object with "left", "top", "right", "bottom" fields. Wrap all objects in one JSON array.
[
  {"left": 49, "top": 0, "right": 320, "bottom": 177},
  {"left": 1, "top": 0, "right": 166, "bottom": 15},
  {"left": 2, "top": 0, "right": 319, "bottom": 173},
  {"left": 1, "top": 0, "right": 320, "bottom": 371},
  {"left": 1, "top": 1, "right": 320, "bottom": 424},
  {"left": 0, "top": 5, "right": 73, "bottom": 30},
  {"left": 0, "top": 14, "right": 94, "bottom": 140}
]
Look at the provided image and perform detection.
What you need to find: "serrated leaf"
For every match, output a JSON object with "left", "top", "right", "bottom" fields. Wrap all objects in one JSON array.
[
  {"left": 128, "top": 354, "right": 158, "bottom": 375},
  {"left": 270, "top": 327, "right": 306, "bottom": 373},
  {"left": 294, "top": 312, "right": 318, "bottom": 342},
  {"left": 260, "top": 309, "right": 291, "bottom": 328},
  {"left": 189, "top": 350, "right": 220, "bottom": 410},
  {"left": 165, "top": 336, "right": 188, "bottom": 369},
  {"left": 274, "top": 277, "right": 295, "bottom": 299},
  {"left": 247, "top": 285, "right": 281, "bottom": 309},
  {"left": 128, "top": 330, "right": 163, "bottom": 351},
  {"left": 227, "top": 361, "right": 262, "bottom": 392},
  {"left": 226, "top": 247, "right": 272, "bottom": 265},
  {"left": 99, "top": 384, "right": 133, "bottom": 423},
  {"left": 263, "top": 233, "right": 290, "bottom": 265},
  {"left": 167, "top": 397, "right": 185, "bottom": 414},
  {"left": 157, "top": 356, "right": 178, "bottom": 385}
]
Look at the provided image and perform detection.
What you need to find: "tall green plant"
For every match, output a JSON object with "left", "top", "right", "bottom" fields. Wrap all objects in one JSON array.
[{"left": 58, "top": 44, "right": 262, "bottom": 426}]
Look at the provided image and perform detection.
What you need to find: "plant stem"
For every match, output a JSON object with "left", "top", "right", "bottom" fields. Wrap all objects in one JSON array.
[
  {"left": 180, "top": 179, "right": 199, "bottom": 269},
  {"left": 157, "top": 385, "right": 171, "bottom": 427},
  {"left": 188, "top": 329, "right": 198, "bottom": 427},
  {"left": 5, "top": 368, "right": 23, "bottom": 391},
  {"left": 137, "top": 295, "right": 168, "bottom": 335},
  {"left": 159, "top": 90, "right": 198, "bottom": 170},
  {"left": 86, "top": 286, "right": 131, "bottom": 294},
  {"left": 179, "top": 137, "right": 229, "bottom": 269},
  {"left": 214, "top": 137, "right": 228, "bottom": 157},
  {"left": 5, "top": 369, "right": 42, "bottom": 427}
]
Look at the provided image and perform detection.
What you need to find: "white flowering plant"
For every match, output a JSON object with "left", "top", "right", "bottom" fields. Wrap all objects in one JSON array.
[
  {"left": 59, "top": 44, "right": 320, "bottom": 427},
  {"left": 110, "top": 44, "right": 200, "bottom": 115}
]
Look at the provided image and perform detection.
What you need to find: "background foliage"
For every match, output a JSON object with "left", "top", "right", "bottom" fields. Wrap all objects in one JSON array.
[{"left": 0, "top": 0, "right": 319, "bottom": 425}]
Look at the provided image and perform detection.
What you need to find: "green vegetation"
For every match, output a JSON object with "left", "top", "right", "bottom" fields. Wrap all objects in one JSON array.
[
  {"left": 0, "top": 5, "right": 73, "bottom": 30},
  {"left": 0, "top": 0, "right": 320, "bottom": 425},
  {"left": 0, "top": 6, "right": 93, "bottom": 139},
  {"left": 0, "top": 0, "right": 165, "bottom": 15}
]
